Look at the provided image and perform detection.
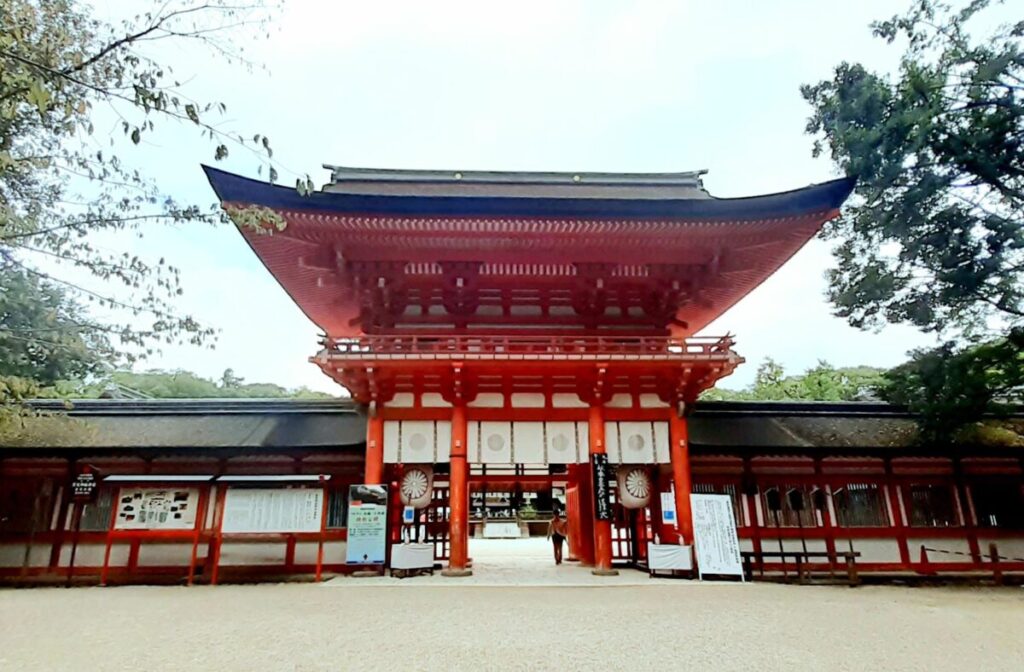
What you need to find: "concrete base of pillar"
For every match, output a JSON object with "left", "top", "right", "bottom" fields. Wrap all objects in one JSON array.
[
  {"left": 591, "top": 568, "right": 620, "bottom": 576},
  {"left": 441, "top": 568, "right": 473, "bottom": 577}
]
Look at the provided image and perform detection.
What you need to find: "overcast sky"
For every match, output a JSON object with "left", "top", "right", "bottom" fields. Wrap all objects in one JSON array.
[{"left": 93, "top": 0, "right": 947, "bottom": 394}]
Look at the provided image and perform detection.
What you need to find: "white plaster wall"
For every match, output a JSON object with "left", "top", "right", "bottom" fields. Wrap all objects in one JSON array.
[
  {"left": 914, "top": 537, "right": 973, "bottom": 563},
  {"left": 606, "top": 394, "right": 633, "bottom": 408},
  {"left": 0, "top": 543, "right": 51, "bottom": 568},
  {"left": 400, "top": 420, "right": 436, "bottom": 463},
  {"left": 57, "top": 543, "right": 130, "bottom": 568},
  {"left": 435, "top": 421, "right": 452, "bottom": 463},
  {"left": 468, "top": 393, "right": 504, "bottom": 408},
  {"left": 551, "top": 393, "right": 587, "bottom": 408},
  {"left": 467, "top": 421, "right": 479, "bottom": 462},
  {"left": 510, "top": 393, "right": 545, "bottom": 408},
  {"left": 389, "top": 393, "right": 415, "bottom": 408},
  {"left": 653, "top": 422, "right": 670, "bottom": 464},
  {"left": 978, "top": 537, "right": 1024, "bottom": 562},
  {"left": 604, "top": 421, "right": 621, "bottom": 464},
  {"left": 837, "top": 538, "right": 902, "bottom": 563},
  {"left": 383, "top": 421, "right": 400, "bottom": 463},
  {"left": 218, "top": 543, "right": 286, "bottom": 566},
  {"left": 294, "top": 541, "right": 347, "bottom": 565},
  {"left": 137, "top": 543, "right": 196, "bottom": 567},
  {"left": 420, "top": 393, "right": 451, "bottom": 408},
  {"left": 639, "top": 394, "right": 669, "bottom": 408},
  {"left": 512, "top": 422, "right": 545, "bottom": 463}
]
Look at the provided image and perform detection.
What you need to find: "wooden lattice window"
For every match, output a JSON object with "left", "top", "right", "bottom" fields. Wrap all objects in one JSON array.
[
  {"left": 971, "top": 482, "right": 1024, "bottom": 529},
  {"left": 832, "top": 483, "right": 890, "bottom": 527},
  {"left": 907, "top": 484, "right": 960, "bottom": 528},
  {"left": 761, "top": 485, "right": 818, "bottom": 528}
]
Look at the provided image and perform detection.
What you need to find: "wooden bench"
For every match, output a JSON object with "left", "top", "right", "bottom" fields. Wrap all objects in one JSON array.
[{"left": 741, "top": 550, "right": 861, "bottom": 586}]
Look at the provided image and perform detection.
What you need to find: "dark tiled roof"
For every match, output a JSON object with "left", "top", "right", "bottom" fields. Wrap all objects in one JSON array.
[{"left": 3, "top": 399, "right": 365, "bottom": 450}]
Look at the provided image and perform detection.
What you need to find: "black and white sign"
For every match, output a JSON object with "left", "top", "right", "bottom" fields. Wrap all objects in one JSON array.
[
  {"left": 592, "top": 453, "right": 612, "bottom": 521},
  {"left": 222, "top": 488, "right": 324, "bottom": 533},
  {"left": 115, "top": 487, "right": 199, "bottom": 530},
  {"left": 690, "top": 493, "right": 744, "bottom": 580},
  {"left": 71, "top": 472, "right": 98, "bottom": 503}
]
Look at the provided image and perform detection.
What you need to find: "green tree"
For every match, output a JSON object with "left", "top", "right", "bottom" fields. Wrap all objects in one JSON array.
[
  {"left": 78, "top": 369, "right": 335, "bottom": 399},
  {"left": 802, "top": 0, "right": 1023, "bottom": 334},
  {"left": 701, "top": 358, "right": 886, "bottom": 402},
  {"left": 879, "top": 330, "right": 1024, "bottom": 445},
  {"left": 802, "top": 0, "right": 1024, "bottom": 439},
  {"left": 1, "top": 0, "right": 284, "bottom": 376},
  {"left": 0, "top": 262, "right": 113, "bottom": 384}
]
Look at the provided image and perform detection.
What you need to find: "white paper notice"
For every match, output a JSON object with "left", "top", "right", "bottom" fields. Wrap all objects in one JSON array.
[
  {"left": 690, "top": 493, "right": 743, "bottom": 579},
  {"left": 222, "top": 488, "right": 323, "bottom": 533}
]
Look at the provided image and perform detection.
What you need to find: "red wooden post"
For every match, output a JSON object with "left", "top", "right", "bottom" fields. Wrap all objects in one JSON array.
[
  {"left": 443, "top": 403, "right": 472, "bottom": 577},
  {"left": 589, "top": 403, "right": 617, "bottom": 576},
  {"left": 186, "top": 486, "right": 210, "bottom": 586},
  {"left": 989, "top": 543, "right": 1003, "bottom": 585},
  {"left": 669, "top": 412, "right": 694, "bottom": 544},
  {"left": 210, "top": 486, "right": 228, "bottom": 586},
  {"left": 365, "top": 412, "right": 385, "bottom": 485}
]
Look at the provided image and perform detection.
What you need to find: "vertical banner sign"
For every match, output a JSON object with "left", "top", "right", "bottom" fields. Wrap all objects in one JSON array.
[
  {"left": 660, "top": 491, "right": 677, "bottom": 525},
  {"left": 71, "top": 473, "right": 98, "bottom": 503},
  {"left": 345, "top": 484, "right": 388, "bottom": 565},
  {"left": 690, "top": 493, "right": 744, "bottom": 579},
  {"left": 591, "top": 453, "right": 612, "bottom": 521}
]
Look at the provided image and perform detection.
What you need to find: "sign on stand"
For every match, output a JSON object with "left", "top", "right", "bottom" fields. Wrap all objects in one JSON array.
[
  {"left": 345, "top": 484, "right": 388, "bottom": 565},
  {"left": 591, "top": 454, "right": 612, "bottom": 521},
  {"left": 222, "top": 488, "right": 323, "bottom": 534},
  {"left": 690, "top": 493, "right": 744, "bottom": 580}
]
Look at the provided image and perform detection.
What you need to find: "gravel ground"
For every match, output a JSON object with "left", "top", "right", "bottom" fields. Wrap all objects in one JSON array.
[{"left": 1, "top": 580, "right": 1022, "bottom": 671}]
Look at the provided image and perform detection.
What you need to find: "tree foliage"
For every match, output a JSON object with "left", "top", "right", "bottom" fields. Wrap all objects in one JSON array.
[
  {"left": 0, "top": 0, "right": 281, "bottom": 374},
  {"left": 878, "top": 328, "right": 1024, "bottom": 444},
  {"left": 701, "top": 358, "right": 886, "bottom": 402},
  {"left": 78, "top": 368, "right": 334, "bottom": 400},
  {"left": 0, "top": 262, "right": 114, "bottom": 384},
  {"left": 803, "top": 0, "right": 1024, "bottom": 441},
  {"left": 802, "top": 0, "right": 1024, "bottom": 334}
]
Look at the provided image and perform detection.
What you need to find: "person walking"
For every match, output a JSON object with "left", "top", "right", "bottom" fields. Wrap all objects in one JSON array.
[{"left": 547, "top": 509, "right": 568, "bottom": 565}]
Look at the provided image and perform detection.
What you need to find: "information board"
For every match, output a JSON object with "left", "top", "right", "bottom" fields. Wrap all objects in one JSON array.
[
  {"left": 222, "top": 488, "right": 324, "bottom": 534},
  {"left": 660, "top": 491, "right": 677, "bottom": 524},
  {"left": 345, "top": 484, "right": 388, "bottom": 565},
  {"left": 591, "top": 453, "right": 612, "bottom": 521},
  {"left": 115, "top": 487, "right": 199, "bottom": 530},
  {"left": 690, "top": 493, "right": 744, "bottom": 579}
]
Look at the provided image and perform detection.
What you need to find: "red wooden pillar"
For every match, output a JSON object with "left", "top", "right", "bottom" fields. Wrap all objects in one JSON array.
[
  {"left": 669, "top": 412, "right": 694, "bottom": 544},
  {"left": 589, "top": 404, "right": 618, "bottom": 576},
  {"left": 364, "top": 411, "right": 384, "bottom": 485},
  {"left": 443, "top": 403, "right": 472, "bottom": 577}
]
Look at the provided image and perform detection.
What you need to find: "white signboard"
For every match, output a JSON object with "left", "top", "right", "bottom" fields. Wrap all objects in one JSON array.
[
  {"left": 115, "top": 487, "right": 199, "bottom": 530},
  {"left": 346, "top": 484, "right": 388, "bottom": 565},
  {"left": 690, "top": 493, "right": 744, "bottom": 579},
  {"left": 660, "top": 491, "right": 677, "bottom": 525},
  {"left": 222, "top": 488, "right": 324, "bottom": 534}
]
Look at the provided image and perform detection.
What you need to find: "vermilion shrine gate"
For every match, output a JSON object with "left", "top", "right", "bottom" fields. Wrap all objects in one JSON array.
[{"left": 204, "top": 165, "right": 855, "bottom": 575}]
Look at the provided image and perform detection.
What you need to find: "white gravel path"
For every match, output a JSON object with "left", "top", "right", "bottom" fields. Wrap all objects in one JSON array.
[{"left": 2, "top": 581, "right": 1022, "bottom": 671}]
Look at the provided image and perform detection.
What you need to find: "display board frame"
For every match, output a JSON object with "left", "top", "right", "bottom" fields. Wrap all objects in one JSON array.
[{"left": 690, "top": 493, "right": 745, "bottom": 581}]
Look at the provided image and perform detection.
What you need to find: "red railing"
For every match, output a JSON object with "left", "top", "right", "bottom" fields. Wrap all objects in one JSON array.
[{"left": 320, "top": 334, "right": 738, "bottom": 358}]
